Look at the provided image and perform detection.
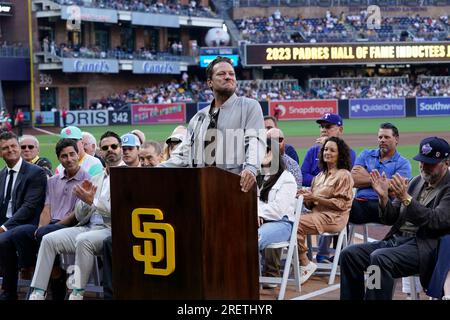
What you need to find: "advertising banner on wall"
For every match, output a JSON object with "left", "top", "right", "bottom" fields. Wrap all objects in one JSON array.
[
  {"left": 131, "top": 103, "right": 186, "bottom": 125},
  {"left": 62, "top": 58, "right": 119, "bottom": 73},
  {"left": 131, "top": 12, "right": 179, "bottom": 27},
  {"left": 61, "top": 5, "right": 118, "bottom": 23},
  {"left": 132, "top": 61, "right": 180, "bottom": 74},
  {"left": 349, "top": 98, "right": 406, "bottom": 118},
  {"left": 269, "top": 100, "right": 338, "bottom": 120},
  {"left": 416, "top": 96, "right": 450, "bottom": 116},
  {"left": 61, "top": 110, "right": 109, "bottom": 127}
]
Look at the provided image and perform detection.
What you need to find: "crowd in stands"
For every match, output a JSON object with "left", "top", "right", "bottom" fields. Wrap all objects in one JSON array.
[
  {"left": 41, "top": 41, "right": 192, "bottom": 62},
  {"left": 235, "top": 10, "right": 450, "bottom": 44},
  {"left": 88, "top": 75, "right": 450, "bottom": 109},
  {"left": 54, "top": 0, "right": 216, "bottom": 18}
]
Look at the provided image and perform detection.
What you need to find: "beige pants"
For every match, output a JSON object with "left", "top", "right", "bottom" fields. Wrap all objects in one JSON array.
[{"left": 297, "top": 213, "right": 344, "bottom": 265}]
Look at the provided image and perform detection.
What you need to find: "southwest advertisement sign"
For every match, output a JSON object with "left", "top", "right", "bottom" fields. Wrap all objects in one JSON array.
[
  {"left": 131, "top": 103, "right": 186, "bottom": 125},
  {"left": 269, "top": 100, "right": 337, "bottom": 120},
  {"left": 349, "top": 98, "right": 405, "bottom": 118},
  {"left": 416, "top": 97, "right": 450, "bottom": 116}
]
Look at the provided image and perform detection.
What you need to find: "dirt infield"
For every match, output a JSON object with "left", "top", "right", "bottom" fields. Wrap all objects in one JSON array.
[{"left": 288, "top": 132, "right": 450, "bottom": 149}]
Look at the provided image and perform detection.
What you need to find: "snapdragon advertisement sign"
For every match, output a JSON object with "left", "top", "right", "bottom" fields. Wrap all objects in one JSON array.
[
  {"left": 416, "top": 97, "right": 450, "bottom": 116},
  {"left": 349, "top": 98, "right": 405, "bottom": 118}
]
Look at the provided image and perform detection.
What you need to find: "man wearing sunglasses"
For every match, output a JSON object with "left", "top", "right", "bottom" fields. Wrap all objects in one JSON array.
[
  {"left": 160, "top": 56, "right": 265, "bottom": 193},
  {"left": 19, "top": 135, "right": 52, "bottom": 178}
]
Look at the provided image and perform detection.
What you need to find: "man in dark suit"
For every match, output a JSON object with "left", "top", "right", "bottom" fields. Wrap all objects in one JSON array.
[
  {"left": 340, "top": 136, "right": 450, "bottom": 300},
  {"left": 0, "top": 131, "right": 47, "bottom": 300}
]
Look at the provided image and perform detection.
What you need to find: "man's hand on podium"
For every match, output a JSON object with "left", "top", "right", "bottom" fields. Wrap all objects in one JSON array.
[{"left": 240, "top": 169, "right": 256, "bottom": 192}]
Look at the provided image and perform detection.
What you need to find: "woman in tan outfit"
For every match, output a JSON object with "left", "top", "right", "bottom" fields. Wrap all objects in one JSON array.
[{"left": 297, "top": 136, "right": 354, "bottom": 284}]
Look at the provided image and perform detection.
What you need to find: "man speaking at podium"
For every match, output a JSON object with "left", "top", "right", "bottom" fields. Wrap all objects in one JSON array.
[{"left": 160, "top": 56, "right": 265, "bottom": 192}]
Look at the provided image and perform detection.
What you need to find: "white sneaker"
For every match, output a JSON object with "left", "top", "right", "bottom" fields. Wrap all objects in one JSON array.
[
  {"left": 29, "top": 290, "right": 46, "bottom": 300},
  {"left": 68, "top": 292, "right": 84, "bottom": 300},
  {"left": 442, "top": 295, "right": 450, "bottom": 300},
  {"left": 300, "top": 261, "right": 317, "bottom": 285}
]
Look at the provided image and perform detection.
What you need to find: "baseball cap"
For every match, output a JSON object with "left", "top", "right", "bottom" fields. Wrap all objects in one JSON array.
[
  {"left": 413, "top": 137, "right": 450, "bottom": 164},
  {"left": 316, "top": 113, "right": 343, "bottom": 126},
  {"left": 60, "top": 126, "right": 82, "bottom": 140},
  {"left": 165, "top": 133, "right": 184, "bottom": 145},
  {"left": 121, "top": 133, "right": 141, "bottom": 147}
]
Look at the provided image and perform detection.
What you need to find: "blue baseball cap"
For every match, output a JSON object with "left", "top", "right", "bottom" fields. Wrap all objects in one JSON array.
[
  {"left": 121, "top": 133, "right": 141, "bottom": 147},
  {"left": 413, "top": 137, "right": 450, "bottom": 164},
  {"left": 316, "top": 113, "right": 343, "bottom": 126}
]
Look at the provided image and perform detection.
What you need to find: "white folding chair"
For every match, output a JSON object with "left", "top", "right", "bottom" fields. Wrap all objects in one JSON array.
[
  {"left": 259, "top": 196, "right": 303, "bottom": 300},
  {"left": 306, "top": 227, "right": 348, "bottom": 285}
]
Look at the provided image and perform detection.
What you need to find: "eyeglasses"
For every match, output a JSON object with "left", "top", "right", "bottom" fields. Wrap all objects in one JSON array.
[
  {"left": 101, "top": 144, "right": 119, "bottom": 151},
  {"left": 21, "top": 145, "right": 35, "bottom": 150}
]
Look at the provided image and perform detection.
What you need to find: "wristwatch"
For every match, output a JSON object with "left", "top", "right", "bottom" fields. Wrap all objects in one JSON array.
[{"left": 402, "top": 195, "right": 412, "bottom": 207}]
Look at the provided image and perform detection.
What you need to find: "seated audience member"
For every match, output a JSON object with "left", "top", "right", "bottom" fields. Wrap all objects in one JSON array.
[
  {"left": 19, "top": 134, "right": 53, "bottom": 177},
  {"left": 162, "top": 126, "right": 187, "bottom": 161},
  {"left": 139, "top": 141, "right": 163, "bottom": 167},
  {"left": 340, "top": 137, "right": 450, "bottom": 300},
  {"left": 350, "top": 123, "right": 411, "bottom": 224},
  {"left": 28, "top": 131, "right": 125, "bottom": 300},
  {"left": 11, "top": 138, "right": 90, "bottom": 300},
  {"left": 257, "top": 139, "right": 297, "bottom": 273},
  {"left": 297, "top": 136, "right": 354, "bottom": 284},
  {"left": 82, "top": 131, "right": 105, "bottom": 167},
  {"left": 0, "top": 132, "right": 47, "bottom": 300},
  {"left": 131, "top": 129, "right": 146, "bottom": 145},
  {"left": 263, "top": 128, "right": 302, "bottom": 284},
  {"left": 427, "top": 234, "right": 450, "bottom": 300},
  {"left": 301, "top": 113, "right": 356, "bottom": 264},
  {"left": 55, "top": 126, "right": 103, "bottom": 177},
  {"left": 121, "top": 133, "right": 141, "bottom": 167},
  {"left": 264, "top": 115, "right": 299, "bottom": 163}
]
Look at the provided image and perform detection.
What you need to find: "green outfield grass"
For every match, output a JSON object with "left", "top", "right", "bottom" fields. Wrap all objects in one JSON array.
[{"left": 34, "top": 116, "right": 447, "bottom": 177}]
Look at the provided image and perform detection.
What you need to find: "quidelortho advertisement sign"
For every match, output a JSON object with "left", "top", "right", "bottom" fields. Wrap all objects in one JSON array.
[{"left": 349, "top": 98, "right": 406, "bottom": 118}]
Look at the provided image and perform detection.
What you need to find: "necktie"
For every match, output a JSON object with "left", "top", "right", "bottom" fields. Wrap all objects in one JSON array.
[
  {"left": 0, "top": 170, "right": 14, "bottom": 218},
  {"left": 4, "top": 170, "right": 14, "bottom": 206}
]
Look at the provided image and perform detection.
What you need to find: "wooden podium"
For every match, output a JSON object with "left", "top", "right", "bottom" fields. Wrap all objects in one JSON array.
[{"left": 110, "top": 167, "right": 259, "bottom": 299}]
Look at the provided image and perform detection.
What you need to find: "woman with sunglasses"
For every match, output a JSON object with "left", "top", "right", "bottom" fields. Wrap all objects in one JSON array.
[
  {"left": 257, "top": 139, "right": 297, "bottom": 273},
  {"left": 297, "top": 136, "right": 354, "bottom": 284}
]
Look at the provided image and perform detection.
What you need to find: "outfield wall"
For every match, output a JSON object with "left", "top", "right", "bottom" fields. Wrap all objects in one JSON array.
[{"left": 29, "top": 96, "right": 450, "bottom": 127}]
